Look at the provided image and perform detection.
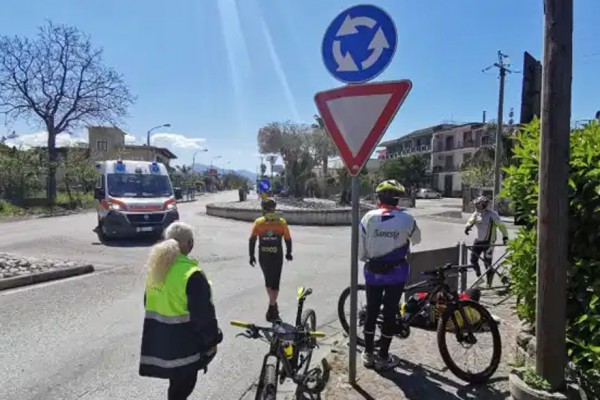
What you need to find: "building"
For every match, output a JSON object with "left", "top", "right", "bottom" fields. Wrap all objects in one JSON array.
[
  {"left": 430, "top": 123, "right": 494, "bottom": 197},
  {"left": 312, "top": 158, "right": 383, "bottom": 179},
  {"left": 87, "top": 126, "right": 176, "bottom": 166},
  {"left": 379, "top": 123, "right": 496, "bottom": 197},
  {"left": 379, "top": 124, "right": 458, "bottom": 172}
]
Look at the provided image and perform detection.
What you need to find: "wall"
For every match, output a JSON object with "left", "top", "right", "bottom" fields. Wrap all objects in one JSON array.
[
  {"left": 206, "top": 204, "right": 371, "bottom": 225},
  {"left": 87, "top": 127, "right": 126, "bottom": 161},
  {"left": 404, "top": 245, "right": 460, "bottom": 298}
]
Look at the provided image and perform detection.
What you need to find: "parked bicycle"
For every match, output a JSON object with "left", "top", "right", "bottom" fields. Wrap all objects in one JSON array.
[
  {"left": 337, "top": 263, "right": 502, "bottom": 384},
  {"left": 231, "top": 287, "right": 329, "bottom": 400}
]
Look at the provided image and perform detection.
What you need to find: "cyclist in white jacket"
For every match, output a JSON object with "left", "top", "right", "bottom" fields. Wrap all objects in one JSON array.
[{"left": 358, "top": 180, "right": 421, "bottom": 370}]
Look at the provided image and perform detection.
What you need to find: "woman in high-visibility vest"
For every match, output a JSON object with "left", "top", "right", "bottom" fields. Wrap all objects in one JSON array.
[{"left": 139, "top": 221, "right": 222, "bottom": 400}]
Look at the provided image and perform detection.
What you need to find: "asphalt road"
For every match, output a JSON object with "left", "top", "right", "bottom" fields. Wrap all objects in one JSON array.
[{"left": 0, "top": 192, "right": 509, "bottom": 400}]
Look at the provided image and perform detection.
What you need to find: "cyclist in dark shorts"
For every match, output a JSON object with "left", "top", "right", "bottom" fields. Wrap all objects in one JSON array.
[{"left": 249, "top": 198, "right": 293, "bottom": 322}]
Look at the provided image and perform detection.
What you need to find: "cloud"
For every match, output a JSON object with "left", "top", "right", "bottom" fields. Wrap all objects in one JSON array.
[
  {"left": 4, "top": 131, "right": 86, "bottom": 148},
  {"left": 150, "top": 132, "right": 206, "bottom": 149},
  {"left": 124, "top": 134, "right": 138, "bottom": 144}
]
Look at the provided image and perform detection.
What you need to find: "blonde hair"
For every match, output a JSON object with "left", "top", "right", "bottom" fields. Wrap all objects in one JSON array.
[{"left": 145, "top": 222, "right": 194, "bottom": 289}]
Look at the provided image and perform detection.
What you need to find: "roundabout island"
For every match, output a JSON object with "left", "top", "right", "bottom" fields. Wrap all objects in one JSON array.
[{"left": 205, "top": 197, "right": 377, "bottom": 226}]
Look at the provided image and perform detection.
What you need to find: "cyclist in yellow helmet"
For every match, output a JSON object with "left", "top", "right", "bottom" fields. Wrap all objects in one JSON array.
[{"left": 359, "top": 179, "right": 421, "bottom": 370}]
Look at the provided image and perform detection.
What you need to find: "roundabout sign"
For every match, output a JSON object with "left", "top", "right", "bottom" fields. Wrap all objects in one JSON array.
[{"left": 321, "top": 4, "right": 398, "bottom": 84}]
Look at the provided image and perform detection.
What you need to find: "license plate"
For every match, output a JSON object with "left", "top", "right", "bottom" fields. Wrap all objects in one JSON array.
[{"left": 137, "top": 227, "right": 154, "bottom": 232}]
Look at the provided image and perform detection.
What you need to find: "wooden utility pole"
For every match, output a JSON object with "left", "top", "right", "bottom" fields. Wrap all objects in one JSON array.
[
  {"left": 536, "top": 0, "right": 572, "bottom": 391},
  {"left": 483, "top": 51, "right": 513, "bottom": 210}
]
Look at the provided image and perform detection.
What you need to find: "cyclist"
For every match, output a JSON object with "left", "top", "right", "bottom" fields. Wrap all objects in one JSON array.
[
  {"left": 249, "top": 198, "right": 293, "bottom": 322},
  {"left": 359, "top": 180, "right": 421, "bottom": 370},
  {"left": 464, "top": 195, "right": 509, "bottom": 287}
]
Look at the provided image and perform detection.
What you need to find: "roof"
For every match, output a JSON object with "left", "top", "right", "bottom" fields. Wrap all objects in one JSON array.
[
  {"left": 122, "top": 145, "right": 177, "bottom": 159},
  {"left": 379, "top": 122, "right": 490, "bottom": 146},
  {"left": 379, "top": 124, "right": 458, "bottom": 146}
]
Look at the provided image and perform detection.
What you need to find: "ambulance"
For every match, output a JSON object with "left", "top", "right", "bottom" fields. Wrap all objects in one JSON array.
[{"left": 93, "top": 159, "right": 180, "bottom": 240}]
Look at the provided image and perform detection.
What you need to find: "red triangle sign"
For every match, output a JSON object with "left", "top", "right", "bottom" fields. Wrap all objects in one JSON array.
[{"left": 314, "top": 80, "right": 412, "bottom": 175}]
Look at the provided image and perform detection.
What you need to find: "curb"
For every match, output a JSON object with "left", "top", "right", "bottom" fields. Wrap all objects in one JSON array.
[{"left": 0, "top": 264, "right": 95, "bottom": 291}]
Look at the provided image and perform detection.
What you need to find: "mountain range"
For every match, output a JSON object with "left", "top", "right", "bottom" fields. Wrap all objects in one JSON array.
[{"left": 192, "top": 163, "right": 258, "bottom": 182}]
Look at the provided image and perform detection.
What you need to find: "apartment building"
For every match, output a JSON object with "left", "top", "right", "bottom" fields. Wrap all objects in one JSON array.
[
  {"left": 379, "top": 124, "right": 457, "bottom": 170},
  {"left": 431, "top": 123, "right": 494, "bottom": 196},
  {"left": 379, "top": 123, "right": 495, "bottom": 197}
]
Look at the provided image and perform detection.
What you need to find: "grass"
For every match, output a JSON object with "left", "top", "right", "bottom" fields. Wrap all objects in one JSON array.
[{"left": 0, "top": 192, "right": 95, "bottom": 218}]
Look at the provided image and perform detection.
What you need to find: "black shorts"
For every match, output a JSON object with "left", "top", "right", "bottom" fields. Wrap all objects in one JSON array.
[{"left": 259, "top": 256, "right": 283, "bottom": 291}]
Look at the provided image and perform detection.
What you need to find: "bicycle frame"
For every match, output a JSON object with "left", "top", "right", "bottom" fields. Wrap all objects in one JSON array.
[{"left": 398, "top": 266, "right": 478, "bottom": 341}]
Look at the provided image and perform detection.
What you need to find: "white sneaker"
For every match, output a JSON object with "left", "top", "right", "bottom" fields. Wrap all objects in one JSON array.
[{"left": 361, "top": 351, "right": 375, "bottom": 369}]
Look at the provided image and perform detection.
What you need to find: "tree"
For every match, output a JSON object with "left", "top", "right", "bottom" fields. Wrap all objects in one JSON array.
[
  {"left": 0, "top": 21, "right": 134, "bottom": 203},
  {"left": 266, "top": 154, "right": 278, "bottom": 179},
  {"left": 62, "top": 149, "right": 96, "bottom": 206},
  {"left": 311, "top": 115, "right": 338, "bottom": 177},
  {"left": 461, "top": 163, "right": 494, "bottom": 188},
  {"left": 380, "top": 154, "right": 429, "bottom": 192},
  {"left": 260, "top": 163, "right": 267, "bottom": 177},
  {"left": 257, "top": 121, "right": 315, "bottom": 197}
]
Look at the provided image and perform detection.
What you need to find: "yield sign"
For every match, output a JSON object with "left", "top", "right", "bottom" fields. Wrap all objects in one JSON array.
[{"left": 314, "top": 80, "right": 412, "bottom": 175}]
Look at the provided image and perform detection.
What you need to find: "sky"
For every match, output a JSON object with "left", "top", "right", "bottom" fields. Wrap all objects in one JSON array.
[{"left": 1, "top": 0, "right": 599, "bottom": 173}]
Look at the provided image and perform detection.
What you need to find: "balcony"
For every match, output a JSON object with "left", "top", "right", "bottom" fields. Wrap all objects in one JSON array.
[
  {"left": 432, "top": 164, "right": 460, "bottom": 173},
  {"left": 433, "top": 140, "right": 480, "bottom": 152}
]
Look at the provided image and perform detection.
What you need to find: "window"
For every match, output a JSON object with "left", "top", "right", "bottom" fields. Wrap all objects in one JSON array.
[{"left": 97, "top": 140, "right": 108, "bottom": 151}]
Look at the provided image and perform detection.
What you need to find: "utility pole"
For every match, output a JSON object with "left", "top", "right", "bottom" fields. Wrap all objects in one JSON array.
[
  {"left": 484, "top": 51, "right": 513, "bottom": 210},
  {"left": 536, "top": 0, "right": 572, "bottom": 391}
]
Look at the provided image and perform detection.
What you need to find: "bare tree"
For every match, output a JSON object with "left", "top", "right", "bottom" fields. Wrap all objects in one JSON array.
[{"left": 0, "top": 21, "right": 134, "bottom": 203}]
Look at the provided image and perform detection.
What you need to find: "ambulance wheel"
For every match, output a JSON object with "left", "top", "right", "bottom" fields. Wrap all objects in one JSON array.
[{"left": 97, "top": 219, "right": 111, "bottom": 242}]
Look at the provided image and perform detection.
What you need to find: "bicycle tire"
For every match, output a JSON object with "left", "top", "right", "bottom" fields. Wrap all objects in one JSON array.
[
  {"left": 299, "top": 309, "right": 316, "bottom": 375},
  {"left": 262, "top": 362, "right": 277, "bottom": 400},
  {"left": 436, "top": 299, "right": 502, "bottom": 384},
  {"left": 337, "top": 285, "right": 367, "bottom": 346}
]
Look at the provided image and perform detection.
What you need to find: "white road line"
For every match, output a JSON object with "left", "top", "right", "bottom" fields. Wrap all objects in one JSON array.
[{"left": 0, "top": 264, "right": 129, "bottom": 296}]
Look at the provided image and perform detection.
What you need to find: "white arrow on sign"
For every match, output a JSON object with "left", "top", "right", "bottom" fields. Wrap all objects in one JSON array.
[
  {"left": 336, "top": 14, "right": 376, "bottom": 36},
  {"left": 361, "top": 27, "right": 390, "bottom": 69},
  {"left": 333, "top": 41, "right": 359, "bottom": 72}
]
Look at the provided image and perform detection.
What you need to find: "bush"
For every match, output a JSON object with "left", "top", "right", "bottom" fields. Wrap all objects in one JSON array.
[
  {"left": 0, "top": 199, "right": 20, "bottom": 215},
  {"left": 502, "top": 119, "right": 600, "bottom": 395}
]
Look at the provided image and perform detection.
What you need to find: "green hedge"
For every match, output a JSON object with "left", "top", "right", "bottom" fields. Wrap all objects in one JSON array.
[{"left": 502, "top": 119, "right": 600, "bottom": 395}]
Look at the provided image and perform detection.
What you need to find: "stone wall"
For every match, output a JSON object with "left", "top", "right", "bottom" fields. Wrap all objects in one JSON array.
[{"left": 206, "top": 204, "right": 370, "bottom": 226}]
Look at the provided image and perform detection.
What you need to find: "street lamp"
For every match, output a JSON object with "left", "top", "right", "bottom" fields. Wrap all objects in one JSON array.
[
  {"left": 210, "top": 155, "right": 222, "bottom": 170},
  {"left": 191, "top": 148, "right": 208, "bottom": 172},
  {"left": 222, "top": 161, "right": 231, "bottom": 176},
  {"left": 146, "top": 123, "right": 171, "bottom": 146}
]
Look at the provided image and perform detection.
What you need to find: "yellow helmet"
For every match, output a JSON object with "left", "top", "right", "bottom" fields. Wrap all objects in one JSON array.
[{"left": 375, "top": 180, "right": 406, "bottom": 195}]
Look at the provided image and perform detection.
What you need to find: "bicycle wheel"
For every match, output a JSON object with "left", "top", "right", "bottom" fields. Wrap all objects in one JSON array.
[
  {"left": 337, "top": 285, "right": 370, "bottom": 346},
  {"left": 436, "top": 299, "right": 502, "bottom": 384},
  {"left": 300, "top": 309, "right": 316, "bottom": 368},
  {"left": 259, "top": 362, "right": 277, "bottom": 400}
]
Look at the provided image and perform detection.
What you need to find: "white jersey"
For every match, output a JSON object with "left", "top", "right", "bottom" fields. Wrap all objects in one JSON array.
[
  {"left": 358, "top": 207, "right": 422, "bottom": 262},
  {"left": 465, "top": 209, "right": 508, "bottom": 243}
]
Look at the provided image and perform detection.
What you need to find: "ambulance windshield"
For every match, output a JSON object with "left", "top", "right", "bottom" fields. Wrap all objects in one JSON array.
[{"left": 107, "top": 174, "right": 173, "bottom": 198}]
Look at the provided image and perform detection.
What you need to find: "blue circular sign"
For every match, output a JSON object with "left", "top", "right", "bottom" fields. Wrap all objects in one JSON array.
[
  {"left": 322, "top": 4, "right": 397, "bottom": 84},
  {"left": 258, "top": 178, "right": 271, "bottom": 193}
]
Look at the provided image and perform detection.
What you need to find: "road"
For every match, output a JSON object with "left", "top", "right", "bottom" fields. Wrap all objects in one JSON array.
[{"left": 0, "top": 192, "right": 510, "bottom": 400}]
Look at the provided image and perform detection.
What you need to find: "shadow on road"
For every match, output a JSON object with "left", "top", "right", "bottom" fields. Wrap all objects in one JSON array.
[
  {"left": 371, "top": 358, "right": 509, "bottom": 400},
  {"left": 91, "top": 235, "right": 159, "bottom": 248}
]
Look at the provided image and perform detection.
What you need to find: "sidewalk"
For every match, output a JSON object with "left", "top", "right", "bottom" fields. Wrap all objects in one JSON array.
[{"left": 321, "top": 291, "right": 519, "bottom": 400}]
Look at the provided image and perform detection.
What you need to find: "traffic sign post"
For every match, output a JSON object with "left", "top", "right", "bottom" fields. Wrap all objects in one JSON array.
[{"left": 318, "top": 4, "right": 408, "bottom": 385}]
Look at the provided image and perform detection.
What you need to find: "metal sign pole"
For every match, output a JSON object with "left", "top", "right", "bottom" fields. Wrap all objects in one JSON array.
[{"left": 349, "top": 174, "right": 360, "bottom": 384}]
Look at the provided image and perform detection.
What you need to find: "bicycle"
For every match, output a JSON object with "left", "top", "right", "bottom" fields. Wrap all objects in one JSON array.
[
  {"left": 231, "top": 287, "right": 329, "bottom": 400},
  {"left": 337, "top": 263, "right": 502, "bottom": 384}
]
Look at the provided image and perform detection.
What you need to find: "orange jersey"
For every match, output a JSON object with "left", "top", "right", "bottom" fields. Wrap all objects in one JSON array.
[{"left": 251, "top": 213, "right": 291, "bottom": 255}]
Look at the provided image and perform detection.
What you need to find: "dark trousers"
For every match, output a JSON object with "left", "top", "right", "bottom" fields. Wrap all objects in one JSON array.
[
  {"left": 168, "top": 372, "right": 197, "bottom": 400},
  {"left": 470, "top": 240, "right": 494, "bottom": 285},
  {"left": 363, "top": 283, "right": 404, "bottom": 358}
]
